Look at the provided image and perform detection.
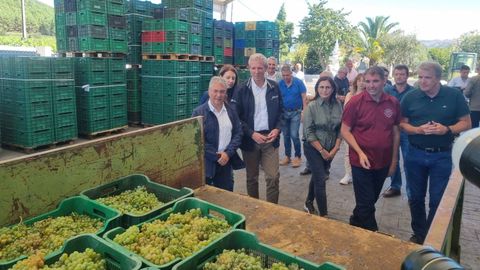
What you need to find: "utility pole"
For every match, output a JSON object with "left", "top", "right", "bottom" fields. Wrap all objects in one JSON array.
[{"left": 21, "top": 0, "right": 28, "bottom": 40}]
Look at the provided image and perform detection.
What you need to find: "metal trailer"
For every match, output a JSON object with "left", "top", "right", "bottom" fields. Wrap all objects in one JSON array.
[{"left": 0, "top": 117, "right": 465, "bottom": 269}]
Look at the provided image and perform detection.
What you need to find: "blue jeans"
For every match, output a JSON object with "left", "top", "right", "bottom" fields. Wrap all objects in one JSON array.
[
  {"left": 405, "top": 146, "right": 452, "bottom": 243},
  {"left": 350, "top": 165, "right": 389, "bottom": 231},
  {"left": 282, "top": 110, "right": 302, "bottom": 158},
  {"left": 389, "top": 131, "right": 409, "bottom": 191},
  {"left": 304, "top": 143, "right": 330, "bottom": 216}
]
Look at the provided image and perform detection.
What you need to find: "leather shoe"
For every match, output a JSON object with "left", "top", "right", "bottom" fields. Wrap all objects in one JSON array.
[
  {"left": 300, "top": 168, "right": 311, "bottom": 175},
  {"left": 383, "top": 187, "right": 401, "bottom": 198}
]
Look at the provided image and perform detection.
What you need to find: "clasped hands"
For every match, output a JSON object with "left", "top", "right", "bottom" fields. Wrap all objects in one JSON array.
[{"left": 251, "top": 129, "right": 279, "bottom": 144}]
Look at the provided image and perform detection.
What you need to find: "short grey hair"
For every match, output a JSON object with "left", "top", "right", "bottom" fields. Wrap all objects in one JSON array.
[
  {"left": 208, "top": 76, "right": 228, "bottom": 90},
  {"left": 248, "top": 53, "right": 267, "bottom": 68},
  {"left": 280, "top": 64, "right": 292, "bottom": 73},
  {"left": 418, "top": 61, "right": 442, "bottom": 79},
  {"left": 267, "top": 56, "right": 277, "bottom": 63}
]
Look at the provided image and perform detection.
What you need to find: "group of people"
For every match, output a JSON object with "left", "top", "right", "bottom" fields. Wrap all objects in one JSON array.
[{"left": 193, "top": 53, "right": 478, "bottom": 245}]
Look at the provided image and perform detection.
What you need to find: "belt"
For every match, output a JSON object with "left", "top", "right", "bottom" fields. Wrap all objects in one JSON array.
[
  {"left": 410, "top": 143, "right": 451, "bottom": 153},
  {"left": 256, "top": 130, "right": 271, "bottom": 135},
  {"left": 284, "top": 108, "right": 302, "bottom": 112}
]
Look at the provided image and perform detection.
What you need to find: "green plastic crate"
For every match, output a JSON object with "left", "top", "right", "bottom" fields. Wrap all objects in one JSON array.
[
  {"left": 162, "top": 93, "right": 188, "bottom": 106},
  {"left": 110, "top": 39, "right": 128, "bottom": 53},
  {"left": 0, "top": 196, "right": 120, "bottom": 270},
  {"left": 103, "top": 197, "right": 245, "bottom": 269},
  {"left": 54, "top": 98, "right": 76, "bottom": 114},
  {"left": 161, "top": 77, "right": 188, "bottom": 94},
  {"left": 171, "top": 230, "right": 345, "bottom": 270},
  {"left": 164, "top": 42, "right": 188, "bottom": 54},
  {"left": 55, "top": 124, "right": 78, "bottom": 142},
  {"left": 79, "top": 37, "right": 110, "bottom": 52},
  {"left": 109, "top": 28, "right": 127, "bottom": 40},
  {"left": 127, "top": 45, "right": 142, "bottom": 65},
  {"left": 0, "top": 128, "right": 54, "bottom": 148},
  {"left": 78, "top": 118, "right": 111, "bottom": 134},
  {"left": 107, "top": 1, "right": 125, "bottom": 15},
  {"left": 163, "top": 19, "right": 189, "bottom": 32},
  {"left": 109, "top": 85, "right": 126, "bottom": 95},
  {"left": 10, "top": 57, "right": 51, "bottom": 78},
  {"left": 77, "top": 94, "right": 109, "bottom": 109},
  {"left": 109, "top": 70, "right": 126, "bottom": 84},
  {"left": 2, "top": 100, "right": 53, "bottom": 118},
  {"left": 111, "top": 114, "right": 127, "bottom": 128},
  {"left": 42, "top": 234, "right": 142, "bottom": 270},
  {"left": 109, "top": 58, "right": 126, "bottom": 71},
  {"left": 54, "top": 111, "right": 77, "bottom": 127},
  {"left": 162, "top": 60, "right": 189, "bottom": 76},
  {"left": 111, "top": 104, "right": 127, "bottom": 117},
  {"left": 111, "top": 92, "right": 126, "bottom": 106},
  {"left": 65, "top": 12, "right": 77, "bottom": 25},
  {"left": 188, "top": 61, "right": 200, "bottom": 74},
  {"left": 142, "top": 19, "right": 164, "bottom": 31},
  {"left": 188, "top": 76, "right": 200, "bottom": 92},
  {"left": 51, "top": 58, "right": 74, "bottom": 77},
  {"left": 165, "top": 31, "right": 189, "bottom": 43},
  {"left": 190, "top": 34, "right": 201, "bottom": 45},
  {"left": 77, "top": 0, "right": 107, "bottom": 12},
  {"left": 76, "top": 70, "right": 109, "bottom": 85},
  {"left": 77, "top": 10, "right": 107, "bottom": 25},
  {"left": 81, "top": 174, "right": 194, "bottom": 226}
]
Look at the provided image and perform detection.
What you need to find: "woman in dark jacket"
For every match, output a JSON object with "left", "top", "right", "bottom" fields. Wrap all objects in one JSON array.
[
  {"left": 192, "top": 76, "right": 244, "bottom": 191},
  {"left": 303, "top": 76, "right": 343, "bottom": 216},
  {"left": 199, "top": 64, "right": 238, "bottom": 105}
]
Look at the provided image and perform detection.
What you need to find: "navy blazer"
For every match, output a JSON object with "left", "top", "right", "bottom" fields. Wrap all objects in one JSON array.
[
  {"left": 192, "top": 102, "right": 244, "bottom": 178},
  {"left": 231, "top": 78, "right": 283, "bottom": 151}
]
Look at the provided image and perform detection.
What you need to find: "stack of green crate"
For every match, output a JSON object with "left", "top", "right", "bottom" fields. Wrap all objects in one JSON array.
[
  {"left": 237, "top": 68, "right": 250, "bottom": 84},
  {"left": 51, "top": 58, "right": 78, "bottom": 142},
  {"left": 126, "top": 67, "right": 141, "bottom": 123},
  {"left": 141, "top": 60, "right": 189, "bottom": 125},
  {"left": 0, "top": 57, "right": 76, "bottom": 149},
  {"left": 126, "top": 0, "right": 153, "bottom": 65},
  {"left": 201, "top": 9, "right": 213, "bottom": 56},
  {"left": 108, "top": 58, "right": 128, "bottom": 128},
  {"left": 188, "top": 61, "right": 201, "bottom": 112},
  {"left": 74, "top": 57, "right": 127, "bottom": 135},
  {"left": 200, "top": 61, "right": 213, "bottom": 91},
  {"left": 233, "top": 21, "right": 279, "bottom": 65}
]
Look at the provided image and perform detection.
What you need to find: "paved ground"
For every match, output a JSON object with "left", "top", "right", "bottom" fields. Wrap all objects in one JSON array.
[{"left": 232, "top": 138, "right": 480, "bottom": 269}]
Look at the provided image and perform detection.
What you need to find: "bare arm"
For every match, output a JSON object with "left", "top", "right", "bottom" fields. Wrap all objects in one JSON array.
[
  {"left": 341, "top": 123, "right": 370, "bottom": 169},
  {"left": 388, "top": 125, "right": 400, "bottom": 177}
]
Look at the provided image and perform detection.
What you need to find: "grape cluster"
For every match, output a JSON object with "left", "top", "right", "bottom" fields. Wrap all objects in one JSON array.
[
  {"left": 10, "top": 248, "right": 106, "bottom": 270},
  {"left": 113, "top": 208, "right": 230, "bottom": 265},
  {"left": 0, "top": 214, "right": 103, "bottom": 262},
  {"left": 203, "top": 249, "right": 303, "bottom": 270},
  {"left": 96, "top": 186, "right": 163, "bottom": 215}
]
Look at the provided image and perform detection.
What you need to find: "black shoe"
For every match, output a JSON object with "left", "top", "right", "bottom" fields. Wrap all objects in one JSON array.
[
  {"left": 303, "top": 200, "right": 316, "bottom": 214},
  {"left": 383, "top": 187, "right": 401, "bottom": 198},
  {"left": 300, "top": 168, "right": 311, "bottom": 175},
  {"left": 324, "top": 174, "right": 330, "bottom": 181},
  {"left": 409, "top": 234, "right": 423, "bottom": 244}
]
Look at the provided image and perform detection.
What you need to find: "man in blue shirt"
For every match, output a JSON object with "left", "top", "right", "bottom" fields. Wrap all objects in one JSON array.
[
  {"left": 383, "top": 64, "right": 414, "bottom": 198},
  {"left": 279, "top": 64, "right": 307, "bottom": 168}
]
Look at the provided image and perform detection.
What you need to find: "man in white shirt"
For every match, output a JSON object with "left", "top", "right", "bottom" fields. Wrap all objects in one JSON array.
[
  {"left": 448, "top": 64, "right": 471, "bottom": 91},
  {"left": 266, "top": 56, "right": 282, "bottom": 82},
  {"left": 232, "top": 53, "right": 283, "bottom": 203},
  {"left": 346, "top": 59, "right": 358, "bottom": 84}
]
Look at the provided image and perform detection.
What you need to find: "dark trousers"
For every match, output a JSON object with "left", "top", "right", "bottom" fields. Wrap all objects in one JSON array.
[
  {"left": 304, "top": 142, "right": 331, "bottom": 216},
  {"left": 350, "top": 165, "right": 389, "bottom": 231},
  {"left": 471, "top": 111, "right": 480, "bottom": 128},
  {"left": 206, "top": 163, "right": 234, "bottom": 191}
]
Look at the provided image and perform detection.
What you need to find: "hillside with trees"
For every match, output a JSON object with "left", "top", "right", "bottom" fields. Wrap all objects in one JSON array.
[{"left": 0, "top": 0, "right": 54, "bottom": 35}]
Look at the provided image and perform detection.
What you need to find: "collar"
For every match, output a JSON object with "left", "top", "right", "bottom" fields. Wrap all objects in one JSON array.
[
  {"left": 247, "top": 77, "right": 274, "bottom": 90},
  {"left": 208, "top": 100, "right": 226, "bottom": 113},
  {"left": 363, "top": 90, "right": 388, "bottom": 103},
  {"left": 420, "top": 85, "right": 446, "bottom": 99}
]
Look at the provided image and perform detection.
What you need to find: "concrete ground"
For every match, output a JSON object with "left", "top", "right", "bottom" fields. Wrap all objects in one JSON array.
[{"left": 232, "top": 138, "right": 480, "bottom": 269}]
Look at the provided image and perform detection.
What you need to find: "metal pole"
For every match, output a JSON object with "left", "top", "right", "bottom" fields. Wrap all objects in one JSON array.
[{"left": 21, "top": 0, "right": 27, "bottom": 40}]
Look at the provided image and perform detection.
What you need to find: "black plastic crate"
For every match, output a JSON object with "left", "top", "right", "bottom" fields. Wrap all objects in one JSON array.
[
  {"left": 108, "top": 15, "right": 127, "bottom": 28},
  {"left": 64, "top": 0, "right": 77, "bottom": 12},
  {"left": 78, "top": 25, "right": 108, "bottom": 39},
  {"left": 67, "top": 25, "right": 78, "bottom": 37}
]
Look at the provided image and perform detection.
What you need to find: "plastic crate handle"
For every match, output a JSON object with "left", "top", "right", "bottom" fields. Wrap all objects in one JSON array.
[{"left": 92, "top": 207, "right": 107, "bottom": 219}]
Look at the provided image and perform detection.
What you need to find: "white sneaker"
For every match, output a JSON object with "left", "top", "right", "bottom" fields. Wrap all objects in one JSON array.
[{"left": 339, "top": 174, "right": 352, "bottom": 185}]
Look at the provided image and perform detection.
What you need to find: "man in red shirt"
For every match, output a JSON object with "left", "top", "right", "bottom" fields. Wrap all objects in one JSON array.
[{"left": 341, "top": 66, "right": 401, "bottom": 231}]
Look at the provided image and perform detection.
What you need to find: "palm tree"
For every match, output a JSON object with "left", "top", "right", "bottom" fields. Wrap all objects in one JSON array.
[{"left": 357, "top": 16, "right": 399, "bottom": 66}]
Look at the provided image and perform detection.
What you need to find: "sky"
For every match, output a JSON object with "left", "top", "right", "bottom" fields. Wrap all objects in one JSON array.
[{"left": 38, "top": 0, "right": 480, "bottom": 40}]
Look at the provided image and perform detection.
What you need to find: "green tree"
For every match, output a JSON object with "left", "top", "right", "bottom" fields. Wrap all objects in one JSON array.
[
  {"left": 383, "top": 31, "right": 425, "bottom": 70},
  {"left": 288, "top": 43, "right": 309, "bottom": 68},
  {"left": 0, "top": 0, "right": 54, "bottom": 36},
  {"left": 457, "top": 31, "right": 480, "bottom": 62},
  {"left": 297, "top": 0, "right": 356, "bottom": 69},
  {"left": 275, "top": 3, "right": 294, "bottom": 62},
  {"left": 428, "top": 47, "right": 454, "bottom": 77},
  {"left": 357, "top": 16, "right": 399, "bottom": 66}
]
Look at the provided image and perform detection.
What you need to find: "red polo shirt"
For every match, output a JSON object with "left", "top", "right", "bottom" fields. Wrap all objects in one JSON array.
[{"left": 342, "top": 91, "right": 401, "bottom": 169}]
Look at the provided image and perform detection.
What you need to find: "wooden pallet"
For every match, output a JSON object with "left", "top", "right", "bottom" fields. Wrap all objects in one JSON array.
[
  {"left": 2, "top": 139, "right": 77, "bottom": 154},
  {"left": 80, "top": 125, "right": 128, "bottom": 139},
  {"left": 60, "top": 52, "right": 127, "bottom": 58},
  {"left": 199, "top": 56, "right": 215, "bottom": 62},
  {"left": 142, "top": 53, "right": 190, "bottom": 60}
]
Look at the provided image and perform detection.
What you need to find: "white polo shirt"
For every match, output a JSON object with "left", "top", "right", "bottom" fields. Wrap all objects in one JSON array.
[{"left": 208, "top": 100, "right": 232, "bottom": 152}]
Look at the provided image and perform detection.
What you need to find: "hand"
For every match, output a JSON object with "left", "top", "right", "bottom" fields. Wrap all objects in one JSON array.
[
  {"left": 217, "top": 152, "right": 230, "bottom": 166},
  {"left": 358, "top": 152, "right": 371, "bottom": 169},
  {"left": 336, "top": 95, "right": 346, "bottom": 102},
  {"left": 328, "top": 148, "right": 338, "bottom": 160},
  {"left": 430, "top": 121, "right": 450, "bottom": 135},
  {"left": 252, "top": 132, "right": 268, "bottom": 144},
  {"left": 320, "top": 149, "right": 331, "bottom": 160},
  {"left": 387, "top": 158, "right": 397, "bottom": 177},
  {"left": 265, "top": 129, "right": 280, "bottom": 143}
]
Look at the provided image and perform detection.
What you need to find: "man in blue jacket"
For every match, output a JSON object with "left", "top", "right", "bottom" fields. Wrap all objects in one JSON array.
[
  {"left": 192, "top": 76, "right": 244, "bottom": 191},
  {"left": 232, "top": 53, "right": 283, "bottom": 203}
]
